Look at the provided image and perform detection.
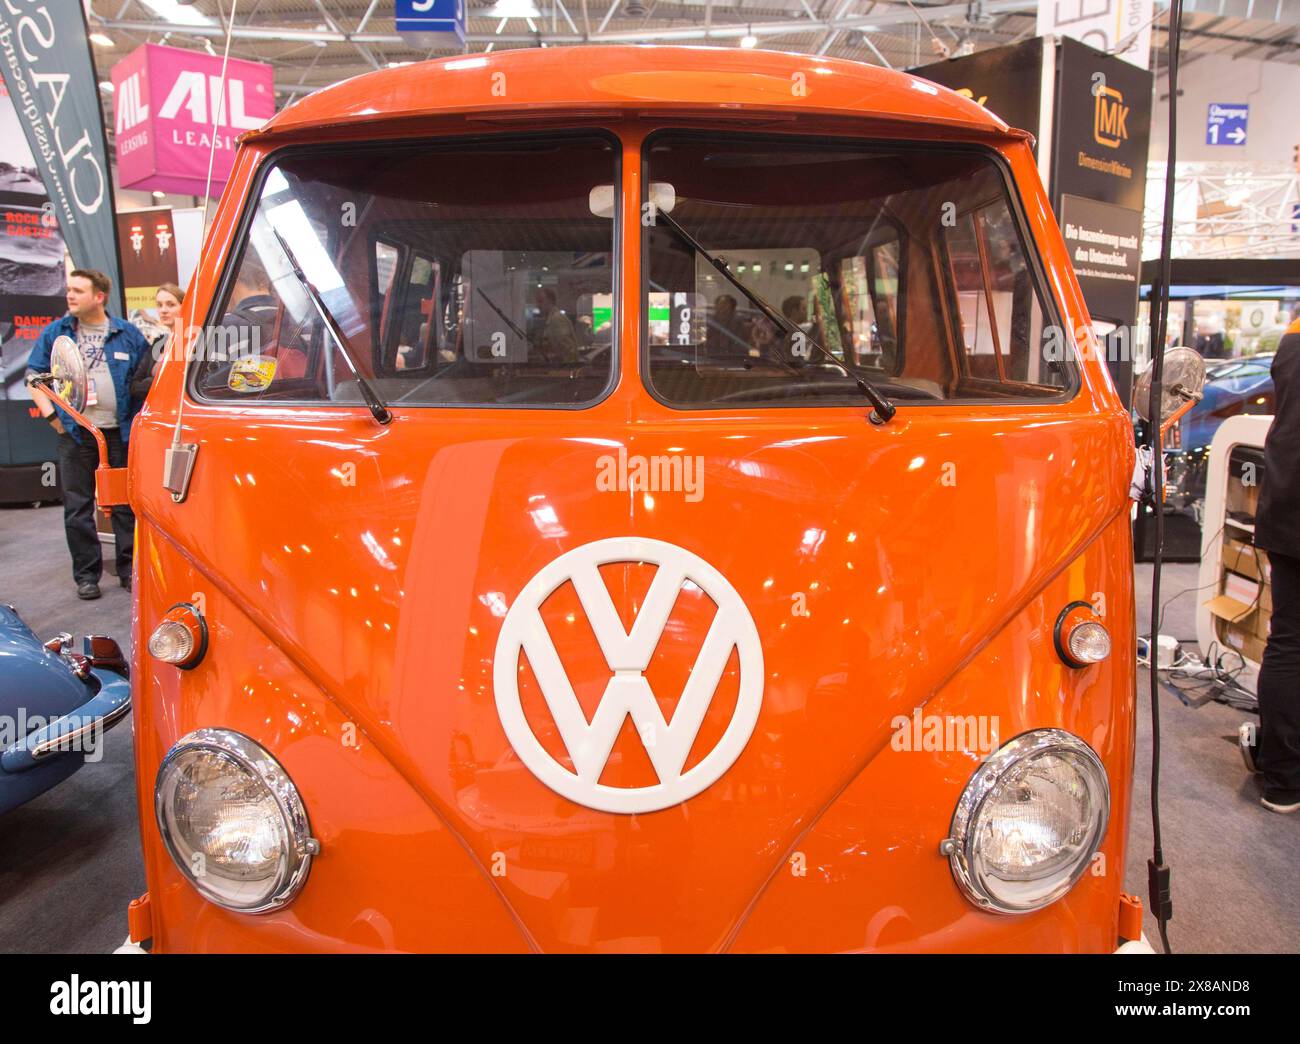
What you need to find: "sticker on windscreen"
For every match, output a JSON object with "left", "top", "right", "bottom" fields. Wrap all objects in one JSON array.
[{"left": 228, "top": 355, "right": 277, "bottom": 393}]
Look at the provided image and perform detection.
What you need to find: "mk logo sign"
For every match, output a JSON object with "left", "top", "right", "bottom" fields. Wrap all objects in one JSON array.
[
  {"left": 115, "top": 73, "right": 148, "bottom": 133},
  {"left": 493, "top": 538, "right": 764, "bottom": 814},
  {"left": 1094, "top": 86, "right": 1129, "bottom": 149}
]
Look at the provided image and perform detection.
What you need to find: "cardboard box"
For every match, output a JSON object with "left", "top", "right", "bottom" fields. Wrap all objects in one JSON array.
[
  {"left": 1243, "top": 633, "right": 1267, "bottom": 662},
  {"left": 1206, "top": 593, "right": 1256, "bottom": 625},
  {"left": 1216, "top": 532, "right": 1272, "bottom": 645},
  {"left": 1221, "top": 537, "right": 1267, "bottom": 580},
  {"left": 1222, "top": 572, "right": 1260, "bottom": 607},
  {"left": 1226, "top": 479, "right": 1260, "bottom": 520},
  {"left": 1214, "top": 612, "right": 1268, "bottom": 665}
]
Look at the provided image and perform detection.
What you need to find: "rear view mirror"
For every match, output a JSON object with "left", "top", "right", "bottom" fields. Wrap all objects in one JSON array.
[
  {"left": 1134, "top": 345, "right": 1206, "bottom": 426},
  {"left": 588, "top": 181, "right": 676, "bottom": 219},
  {"left": 48, "top": 335, "right": 88, "bottom": 414}
]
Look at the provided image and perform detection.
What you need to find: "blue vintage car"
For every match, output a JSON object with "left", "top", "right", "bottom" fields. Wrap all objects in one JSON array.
[
  {"left": 1163, "top": 354, "right": 1276, "bottom": 522},
  {"left": 0, "top": 603, "right": 131, "bottom": 814}
]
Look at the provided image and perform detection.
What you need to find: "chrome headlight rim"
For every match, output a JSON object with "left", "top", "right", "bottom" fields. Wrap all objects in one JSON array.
[
  {"left": 155, "top": 728, "right": 318, "bottom": 914},
  {"left": 946, "top": 728, "right": 1110, "bottom": 915}
]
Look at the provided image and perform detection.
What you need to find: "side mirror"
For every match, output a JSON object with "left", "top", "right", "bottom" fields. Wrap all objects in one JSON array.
[
  {"left": 25, "top": 335, "right": 130, "bottom": 512},
  {"left": 1134, "top": 345, "right": 1206, "bottom": 426},
  {"left": 48, "top": 335, "right": 88, "bottom": 414}
]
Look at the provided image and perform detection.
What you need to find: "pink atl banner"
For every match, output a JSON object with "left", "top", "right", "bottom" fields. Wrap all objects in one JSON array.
[{"left": 112, "top": 44, "right": 274, "bottom": 197}]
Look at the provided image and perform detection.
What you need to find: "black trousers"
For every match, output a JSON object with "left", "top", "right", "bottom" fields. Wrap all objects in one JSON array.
[
  {"left": 1258, "top": 551, "right": 1300, "bottom": 800},
  {"left": 56, "top": 429, "right": 134, "bottom": 585}
]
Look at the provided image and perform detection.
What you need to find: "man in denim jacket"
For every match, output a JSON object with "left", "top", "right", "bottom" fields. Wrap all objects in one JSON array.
[{"left": 26, "top": 270, "right": 152, "bottom": 600}]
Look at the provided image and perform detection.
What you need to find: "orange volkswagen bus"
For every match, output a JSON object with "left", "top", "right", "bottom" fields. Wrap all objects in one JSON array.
[{"left": 116, "top": 46, "right": 1142, "bottom": 953}]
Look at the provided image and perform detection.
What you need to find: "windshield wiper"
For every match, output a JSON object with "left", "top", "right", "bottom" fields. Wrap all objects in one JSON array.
[
  {"left": 654, "top": 209, "right": 896, "bottom": 424},
  {"left": 270, "top": 226, "right": 393, "bottom": 426},
  {"left": 476, "top": 286, "right": 526, "bottom": 340}
]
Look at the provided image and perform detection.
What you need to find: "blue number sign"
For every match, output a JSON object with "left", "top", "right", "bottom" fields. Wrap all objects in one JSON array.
[
  {"left": 395, "top": 0, "right": 466, "bottom": 46},
  {"left": 1206, "top": 103, "right": 1248, "bottom": 147}
]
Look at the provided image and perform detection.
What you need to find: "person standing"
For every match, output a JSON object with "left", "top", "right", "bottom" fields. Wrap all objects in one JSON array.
[
  {"left": 26, "top": 270, "right": 151, "bottom": 600},
  {"left": 154, "top": 282, "right": 186, "bottom": 335},
  {"left": 704, "top": 294, "right": 750, "bottom": 357},
  {"left": 133, "top": 282, "right": 187, "bottom": 396},
  {"left": 1243, "top": 303, "right": 1300, "bottom": 812},
  {"left": 533, "top": 287, "right": 578, "bottom": 364}
]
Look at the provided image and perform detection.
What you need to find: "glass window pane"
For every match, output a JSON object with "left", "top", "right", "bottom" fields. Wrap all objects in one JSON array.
[
  {"left": 193, "top": 135, "right": 618, "bottom": 408},
  {"left": 642, "top": 134, "right": 1073, "bottom": 407}
]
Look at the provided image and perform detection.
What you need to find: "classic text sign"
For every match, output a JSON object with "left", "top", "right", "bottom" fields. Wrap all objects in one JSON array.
[{"left": 0, "top": 0, "right": 122, "bottom": 314}]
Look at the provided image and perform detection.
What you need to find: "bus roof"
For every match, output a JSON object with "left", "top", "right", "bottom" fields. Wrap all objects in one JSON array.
[{"left": 252, "top": 45, "right": 1018, "bottom": 141}]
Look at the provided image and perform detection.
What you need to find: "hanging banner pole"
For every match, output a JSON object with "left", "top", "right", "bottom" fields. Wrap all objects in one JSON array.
[{"left": 0, "top": 0, "right": 124, "bottom": 315}]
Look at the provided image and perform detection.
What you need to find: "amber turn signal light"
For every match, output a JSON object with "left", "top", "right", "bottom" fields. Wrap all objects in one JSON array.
[
  {"left": 1053, "top": 601, "right": 1111, "bottom": 668},
  {"left": 148, "top": 603, "right": 208, "bottom": 670}
]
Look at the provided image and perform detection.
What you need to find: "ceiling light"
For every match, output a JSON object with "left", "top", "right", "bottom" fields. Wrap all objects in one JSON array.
[
  {"left": 485, "top": 0, "right": 541, "bottom": 16},
  {"left": 740, "top": 31, "right": 758, "bottom": 49},
  {"left": 98, "top": 81, "right": 114, "bottom": 93},
  {"left": 89, "top": 32, "right": 115, "bottom": 47},
  {"left": 138, "top": 0, "right": 215, "bottom": 26}
]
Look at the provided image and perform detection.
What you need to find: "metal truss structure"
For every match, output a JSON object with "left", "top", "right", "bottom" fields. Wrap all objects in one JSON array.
[
  {"left": 78, "top": 1, "right": 1300, "bottom": 261},
  {"left": 87, "top": 0, "right": 1300, "bottom": 103},
  {"left": 1144, "top": 163, "right": 1300, "bottom": 259}
]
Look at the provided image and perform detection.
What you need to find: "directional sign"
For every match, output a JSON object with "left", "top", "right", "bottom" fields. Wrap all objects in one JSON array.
[
  {"left": 395, "top": 0, "right": 466, "bottom": 47},
  {"left": 1206, "top": 103, "right": 1248, "bottom": 146}
]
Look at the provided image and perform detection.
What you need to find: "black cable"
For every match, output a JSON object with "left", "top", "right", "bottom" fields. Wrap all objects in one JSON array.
[
  {"left": 1139, "top": 517, "right": 1228, "bottom": 653},
  {"left": 1154, "top": 632, "right": 1258, "bottom": 710},
  {"left": 1146, "top": 0, "right": 1185, "bottom": 957}
]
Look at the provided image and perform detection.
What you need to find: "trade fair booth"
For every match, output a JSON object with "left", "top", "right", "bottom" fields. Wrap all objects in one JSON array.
[{"left": 0, "top": 0, "right": 1294, "bottom": 1009}]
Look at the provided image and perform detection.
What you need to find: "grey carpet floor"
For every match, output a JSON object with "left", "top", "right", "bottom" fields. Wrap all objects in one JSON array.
[
  {"left": 0, "top": 503, "right": 142, "bottom": 954},
  {"left": 0, "top": 504, "right": 1295, "bottom": 952},
  {"left": 1129, "top": 560, "right": 1299, "bottom": 953}
]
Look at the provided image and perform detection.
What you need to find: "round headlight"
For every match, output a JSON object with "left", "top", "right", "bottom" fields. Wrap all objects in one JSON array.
[
  {"left": 155, "top": 729, "right": 318, "bottom": 913},
  {"left": 944, "top": 729, "right": 1109, "bottom": 914}
]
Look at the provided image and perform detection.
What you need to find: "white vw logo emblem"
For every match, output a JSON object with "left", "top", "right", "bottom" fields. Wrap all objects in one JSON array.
[{"left": 493, "top": 537, "right": 764, "bottom": 814}]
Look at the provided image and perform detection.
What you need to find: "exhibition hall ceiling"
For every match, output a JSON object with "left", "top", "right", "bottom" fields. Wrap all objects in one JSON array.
[{"left": 88, "top": 0, "right": 1300, "bottom": 104}]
